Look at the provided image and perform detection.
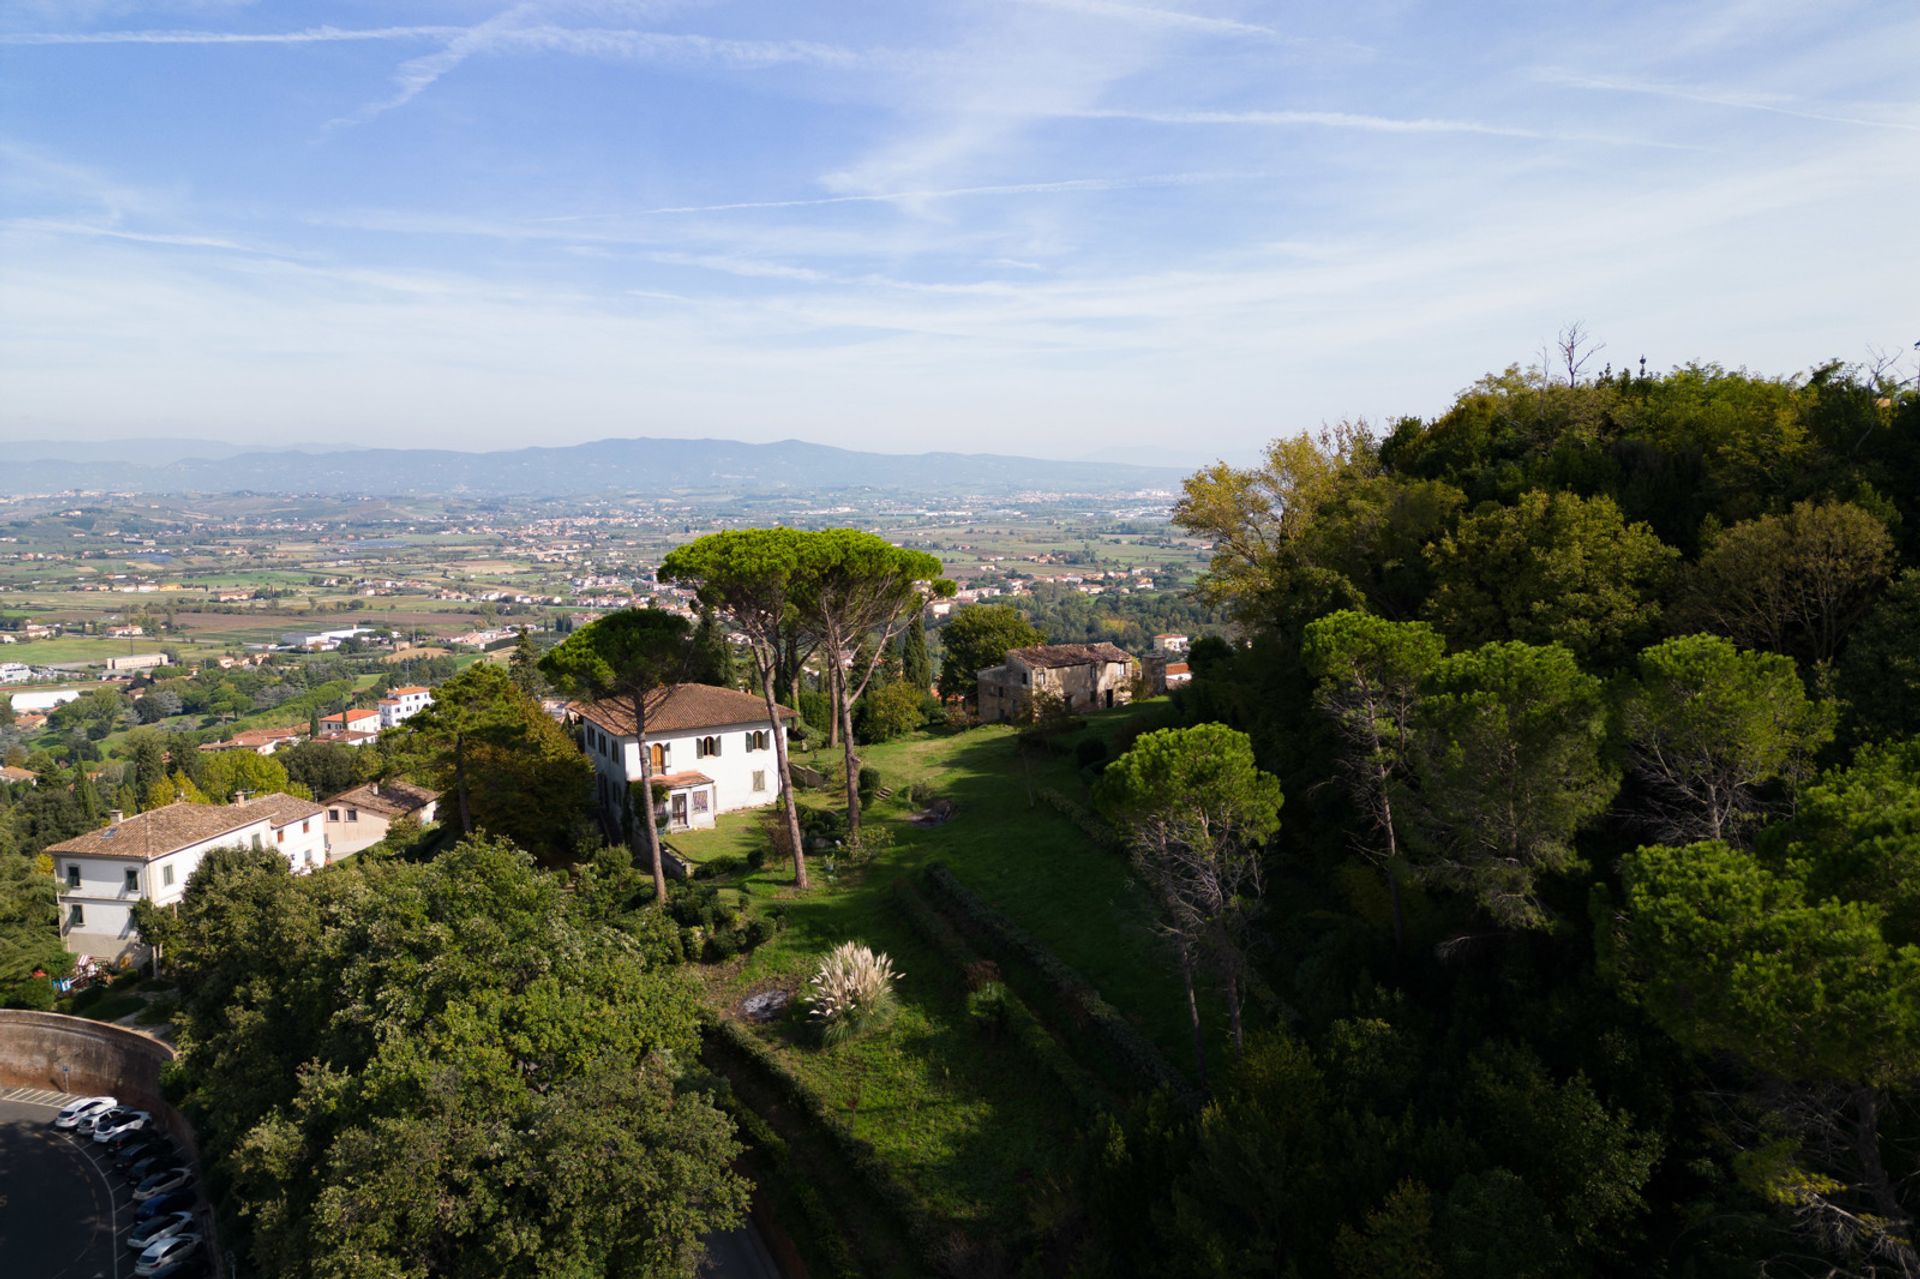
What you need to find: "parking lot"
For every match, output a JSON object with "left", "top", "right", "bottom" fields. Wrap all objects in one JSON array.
[{"left": 0, "top": 1088, "right": 204, "bottom": 1279}]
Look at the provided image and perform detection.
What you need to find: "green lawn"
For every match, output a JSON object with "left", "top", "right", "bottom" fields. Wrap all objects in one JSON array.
[{"left": 673, "top": 700, "right": 1201, "bottom": 1230}]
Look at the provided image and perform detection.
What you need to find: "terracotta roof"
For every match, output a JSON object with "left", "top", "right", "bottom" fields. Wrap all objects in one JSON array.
[
  {"left": 0, "top": 765, "right": 36, "bottom": 783},
  {"left": 573, "top": 683, "right": 796, "bottom": 738},
  {"left": 312, "top": 729, "right": 380, "bottom": 745},
  {"left": 655, "top": 771, "right": 715, "bottom": 788},
  {"left": 243, "top": 792, "right": 325, "bottom": 827},
  {"left": 390, "top": 685, "right": 430, "bottom": 695},
  {"left": 1164, "top": 662, "right": 1190, "bottom": 675},
  {"left": 200, "top": 726, "right": 305, "bottom": 752},
  {"left": 1007, "top": 643, "right": 1133, "bottom": 669},
  {"left": 322, "top": 708, "right": 380, "bottom": 725},
  {"left": 47, "top": 800, "right": 267, "bottom": 862},
  {"left": 324, "top": 780, "right": 439, "bottom": 819}
]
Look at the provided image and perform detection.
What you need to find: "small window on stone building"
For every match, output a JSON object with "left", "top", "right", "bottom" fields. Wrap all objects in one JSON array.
[
  {"left": 124, "top": 868, "right": 139, "bottom": 892},
  {"left": 163, "top": 865, "right": 174, "bottom": 887},
  {"left": 66, "top": 864, "right": 80, "bottom": 888}
]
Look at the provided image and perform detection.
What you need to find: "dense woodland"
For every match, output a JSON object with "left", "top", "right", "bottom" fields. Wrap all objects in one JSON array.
[
  {"left": 5, "top": 354, "right": 1918, "bottom": 1277},
  {"left": 1130, "top": 358, "right": 1920, "bottom": 1277}
]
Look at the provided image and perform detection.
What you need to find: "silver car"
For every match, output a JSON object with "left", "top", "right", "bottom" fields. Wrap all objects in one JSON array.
[
  {"left": 94, "top": 1109, "right": 151, "bottom": 1143},
  {"left": 135, "top": 1233, "right": 202, "bottom": 1276}
]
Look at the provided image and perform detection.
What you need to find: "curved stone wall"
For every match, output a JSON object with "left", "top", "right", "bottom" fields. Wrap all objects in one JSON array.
[{"left": 0, "top": 1009, "right": 194, "bottom": 1150}]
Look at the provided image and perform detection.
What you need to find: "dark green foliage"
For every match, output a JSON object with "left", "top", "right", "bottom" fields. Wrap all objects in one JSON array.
[
  {"left": 935, "top": 604, "right": 1042, "bottom": 702},
  {"left": 166, "top": 835, "right": 748, "bottom": 1277},
  {"left": 1836, "top": 569, "right": 1920, "bottom": 745},
  {"left": 273, "top": 739, "right": 361, "bottom": 798},
  {"left": 857, "top": 765, "right": 883, "bottom": 802}
]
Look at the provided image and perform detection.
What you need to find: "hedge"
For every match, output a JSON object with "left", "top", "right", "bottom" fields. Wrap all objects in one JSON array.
[
  {"left": 1033, "top": 786, "right": 1123, "bottom": 853},
  {"left": 711, "top": 1084, "right": 862, "bottom": 1279},
  {"left": 704, "top": 1019, "right": 944, "bottom": 1262},
  {"left": 921, "top": 864, "right": 1197, "bottom": 1107},
  {"left": 888, "top": 879, "right": 1110, "bottom": 1117}
]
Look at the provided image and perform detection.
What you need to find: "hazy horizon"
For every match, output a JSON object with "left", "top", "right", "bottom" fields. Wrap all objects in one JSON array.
[{"left": 4, "top": 1, "right": 1917, "bottom": 454}]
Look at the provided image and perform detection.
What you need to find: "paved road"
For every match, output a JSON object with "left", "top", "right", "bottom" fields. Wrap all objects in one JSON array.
[
  {"left": 0, "top": 1089, "right": 124, "bottom": 1279},
  {"left": 704, "top": 1219, "right": 783, "bottom": 1279}
]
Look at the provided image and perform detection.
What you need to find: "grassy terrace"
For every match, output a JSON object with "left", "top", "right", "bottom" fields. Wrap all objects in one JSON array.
[{"left": 673, "top": 700, "right": 1194, "bottom": 1235}]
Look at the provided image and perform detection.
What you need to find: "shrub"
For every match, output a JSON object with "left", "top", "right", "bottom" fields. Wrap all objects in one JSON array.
[
  {"left": 806, "top": 942, "right": 901, "bottom": 1046},
  {"left": 843, "top": 824, "right": 894, "bottom": 867},
  {"left": 965, "top": 981, "right": 1012, "bottom": 1038},
  {"left": 1, "top": 977, "right": 55, "bottom": 1011},
  {"left": 1074, "top": 736, "right": 1108, "bottom": 768},
  {"left": 855, "top": 682, "right": 925, "bottom": 744},
  {"left": 798, "top": 804, "right": 848, "bottom": 849},
  {"left": 857, "top": 766, "right": 884, "bottom": 802}
]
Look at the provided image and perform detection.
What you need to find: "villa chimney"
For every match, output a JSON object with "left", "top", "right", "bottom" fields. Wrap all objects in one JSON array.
[
  {"left": 232, "top": 789, "right": 249, "bottom": 807},
  {"left": 109, "top": 809, "right": 124, "bottom": 825}
]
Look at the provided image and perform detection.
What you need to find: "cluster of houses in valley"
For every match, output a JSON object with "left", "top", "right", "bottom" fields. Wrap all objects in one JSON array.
[{"left": 42, "top": 625, "right": 1201, "bottom": 964}]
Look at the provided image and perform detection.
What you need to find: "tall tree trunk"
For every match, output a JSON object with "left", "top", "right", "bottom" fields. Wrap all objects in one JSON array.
[
  {"left": 1179, "top": 942, "right": 1208, "bottom": 1089},
  {"left": 756, "top": 653, "right": 809, "bottom": 890},
  {"left": 837, "top": 662, "right": 862, "bottom": 839},
  {"left": 827, "top": 670, "right": 840, "bottom": 748},
  {"left": 1852, "top": 1085, "right": 1915, "bottom": 1265},
  {"left": 1224, "top": 969, "right": 1244, "bottom": 1053},
  {"left": 454, "top": 735, "right": 473, "bottom": 834},
  {"left": 632, "top": 690, "right": 668, "bottom": 906},
  {"left": 1380, "top": 777, "right": 1406, "bottom": 953}
]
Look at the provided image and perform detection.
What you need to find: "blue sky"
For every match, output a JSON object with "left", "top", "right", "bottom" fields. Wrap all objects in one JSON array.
[{"left": 2, "top": 1, "right": 1917, "bottom": 461}]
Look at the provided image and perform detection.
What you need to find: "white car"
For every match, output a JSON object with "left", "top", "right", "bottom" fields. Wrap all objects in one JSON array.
[
  {"left": 74, "top": 1104, "right": 131, "bottom": 1136},
  {"left": 127, "top": 1211, "right": 195, "bottom": 1251},
  {"left": 135, "top": 1233, "right": 202, "bottom": 1275},
  {"left": 52, "top": 1096, "right": 117, "bottom": 1130},
  {"left": 133, "top": 1165, "right": 195, "bottom": 1200},
  {"left": 94, "top": 1109, "right": 152, "bottom": 1143}
]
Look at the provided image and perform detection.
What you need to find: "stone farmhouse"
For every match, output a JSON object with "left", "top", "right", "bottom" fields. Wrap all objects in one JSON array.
[
  {"left": 47, "top": 794, "right": 327, "bottom": 960},
  {"left": 572, "top": 684, "right": 796, "bottom": 836},
  {"left": 976, "top": 643, "right": 1136, "bottom": 724}
]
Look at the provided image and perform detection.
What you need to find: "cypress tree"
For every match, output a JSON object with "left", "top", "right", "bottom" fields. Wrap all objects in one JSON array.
[{"left": 902, "top": 612, "right": 932, "bottom": 691}]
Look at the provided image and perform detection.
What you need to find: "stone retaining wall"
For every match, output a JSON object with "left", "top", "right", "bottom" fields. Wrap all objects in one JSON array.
[{"left": 0, "top": 1008, "right": 197, "bottom": 1154}]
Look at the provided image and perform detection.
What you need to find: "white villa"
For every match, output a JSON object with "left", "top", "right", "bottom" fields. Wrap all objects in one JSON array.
[
  {"left": 378, "top": 685, "right": 433, "bottom": 729},
  {"left": 573, "top": 683, "right": 797, "bottom": 835},
  {"left": 47, "top": 794, "right": 327, "bottom": 960}
]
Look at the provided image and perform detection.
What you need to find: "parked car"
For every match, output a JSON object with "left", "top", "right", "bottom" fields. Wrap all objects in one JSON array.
[
  {"left": 134, "top": 1233, "right": 202, "bottom": 1276},
  {"left": 73, "top": 1104, "right": 130, "bottom": 1135},
  {"left": 116, "top": 1137, "right": 173, "bottom": 1170},
  {"left": 103, "top": 1126, "right": 157, "bottom": 1154},
  {"left": 123, "top": 1151, "right": 184, "bottom": 1183},
  {"left": 134, "top": 1166, "right": 195, "bottom": 1200},
  {"left": 94, "top": 1110, "right": 151, "bottom": 1143},
  {"left": 127, "top": 1211, "right": 195, "bottom": 1251},
  {"left": 145, "top": 1256, "right": 208, "bottom": 1279},
  {"left": 134, "top": 1188, "right": 198, "bottom": 1221},
  {"left": 52, "top": 1096, "right": 117, "bottom": 1129}
]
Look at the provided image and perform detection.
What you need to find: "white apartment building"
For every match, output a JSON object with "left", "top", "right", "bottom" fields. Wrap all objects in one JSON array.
[
  {"left": 0, "top": 662, "right": 29, "bottom": 684},
  {"left": 47, "top": 794, "right": 327, "bottom": 960},
  {"left": 377, "top": 685, "right": 433, "bottom": 729},
  {"left": 573, "top": 684, "right": 796, "bottom": 835}
]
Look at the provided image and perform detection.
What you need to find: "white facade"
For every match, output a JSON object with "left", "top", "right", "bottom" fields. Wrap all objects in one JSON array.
[
  {"left": 10, "top": 688, "right": 81, "bottom": 711},
  {"left": 0, "top": 662, "right": 28, "bottom": 684},
  {"left": 50, "top": 798, "right": 327, "bottom": 960},
  {"left": 578, "top": 700, "right": 788, "bottom": 835},
  {"left": 378, "top": 686, "right": 433, "bottom": 729}
]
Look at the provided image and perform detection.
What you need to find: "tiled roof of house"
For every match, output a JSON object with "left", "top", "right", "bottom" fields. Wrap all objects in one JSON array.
[
  {"left": 322, "top": 707, "right": 380, "bottom": 725},
  {"left": 654, "top": 771, "right": 716, "bottom": 788},
  {"left": 47, "top": 800, "right": 266, "bottom": 862},
  {"left": 390, "top": 685, "right": 430, "bottom": 695},
  {"left": 312, "top": 729, "right": 380, "bottom": 745},
  {"left": 244, "top": 792, "right": 325, "bottom": 827},
  {"left": 573, "top": 683, "right": 796, "bottom": 738},
  {"left": 200, "top": 726, "right": 305, "bottom": 752},
  {"left": 325, "top": 780, "right": 439, "bottom": 819},
  {"left": 1007, "top": 643, "right": 1134, "bottom": 669},
  {"left": 0, "top": 765, "right": 37, "bottom": 783}
]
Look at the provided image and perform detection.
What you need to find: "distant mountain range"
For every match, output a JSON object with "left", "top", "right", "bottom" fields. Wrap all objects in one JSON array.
[{"left": 0, "top": 437, "right": 1188, "bottom": 497}]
